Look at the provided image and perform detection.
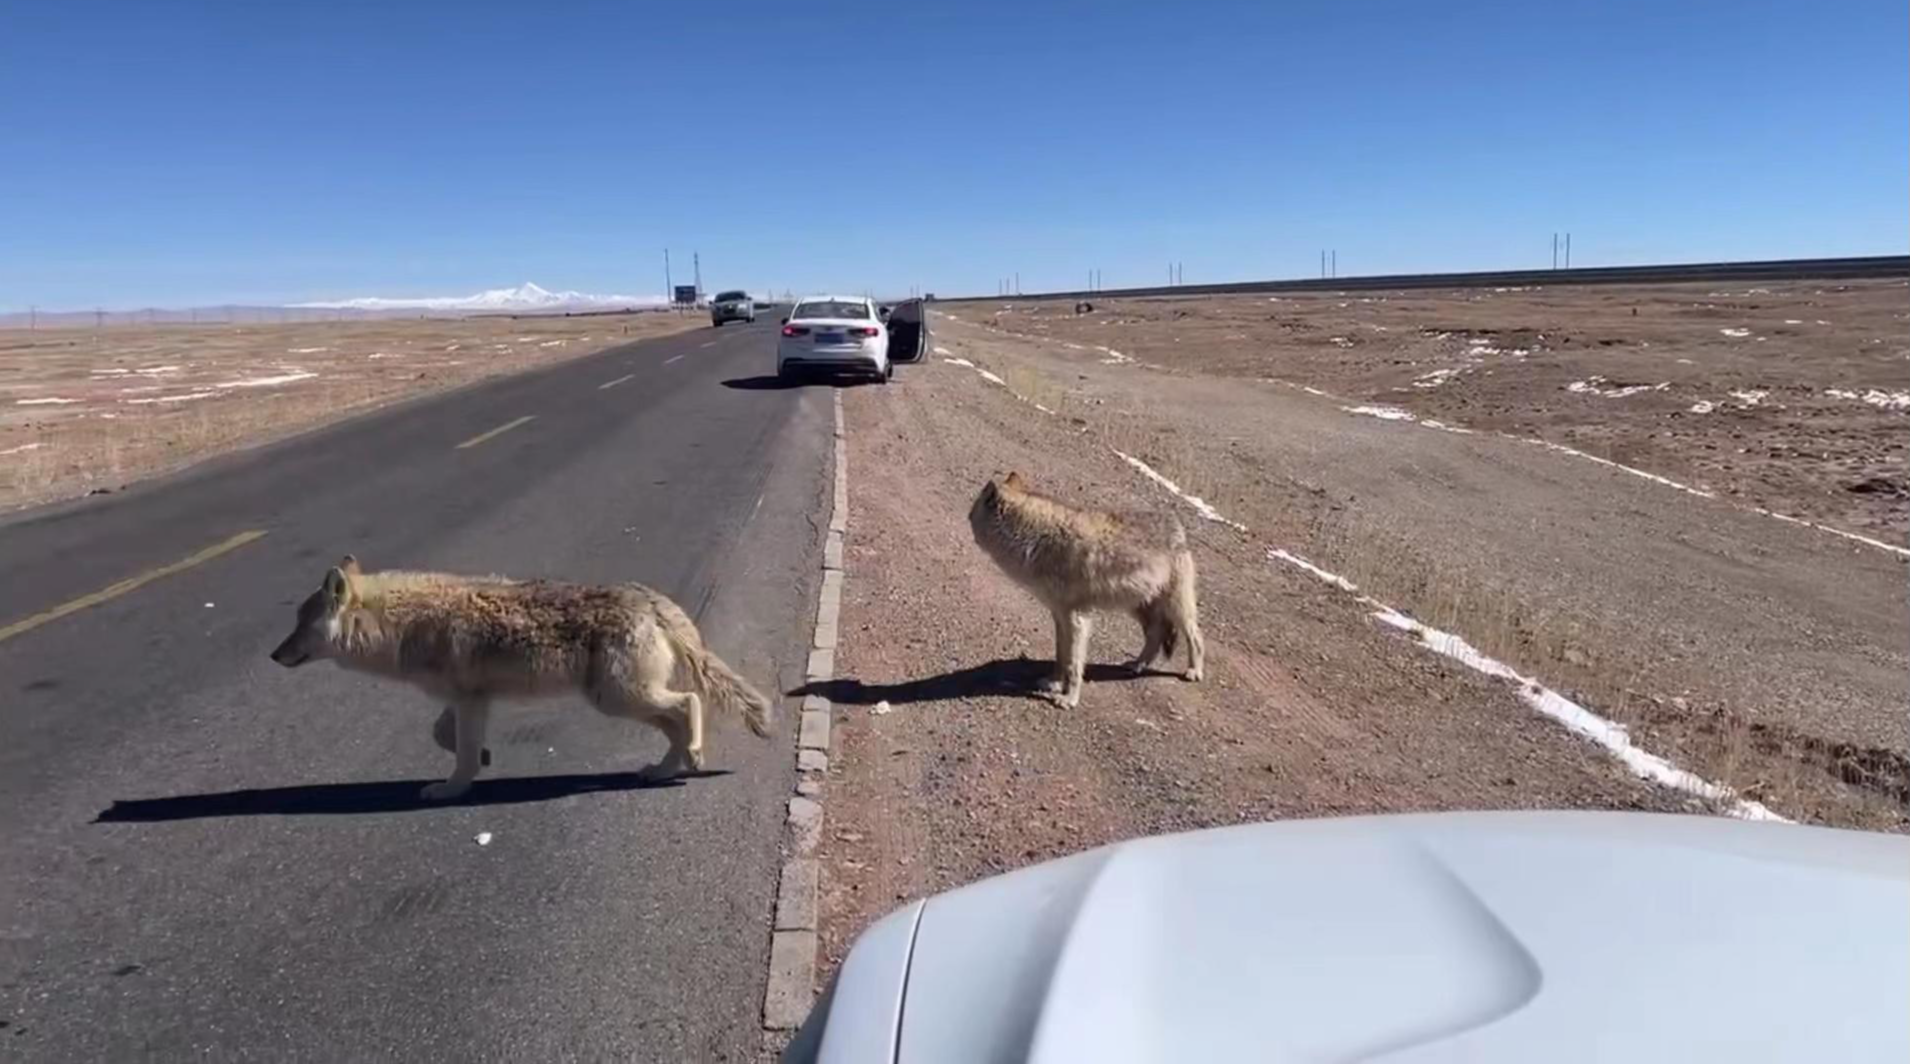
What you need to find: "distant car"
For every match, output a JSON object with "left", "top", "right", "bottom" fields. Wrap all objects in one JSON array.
[
  {"left": 777, "top": 296, "right": 891, "bottom": 383},
  {"left": 710, "top": 290, "right": 756, "bottom": 326},
  {"left": 782, "top": 811, "right": 1910, "bottom": 1063}
]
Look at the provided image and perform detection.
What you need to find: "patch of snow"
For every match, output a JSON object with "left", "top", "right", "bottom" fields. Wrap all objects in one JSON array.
[
  {"left": 1826, "top": 388, "right": 1910, "bottom": 411},
  {"left": 538, "top": 340, "right": 564, "bottom": 347},
  {"left": 1729, "top": 389, "right": 1768, "bottom": 407},
  {"left": 1328, "top": 336, "right": 1355, "bottom": 348},
  {"left": 1689, "top": 400, "right": 1716, "bottom": 414},
  {"left": 1718, "top": 328, "right": 1751, "bottom": 338},
  {"left": 0, "top": 441, "right": 45, "bottom": 456},
  {"left": 1566, "top": 377, "right": 1669, "bottom": 399},
  {"left": 940, "top": 356, "right": 974, "bottom": 368},
  {"left": 217, "top": 371, "right": 317, "bottom": 389},
  {"left": 933, "top": 346, "right": 953, "bottom": 356},
  {"left": 1341, "top": 404, "right": 1416, "bottom": 422},
  {"left": 1783, "top": 319, "right": 1803, "bottom": 325},
  {"left": 975, "top": 369, "right": 1007, "bottom": 386},
  {"left": 17, "top": 397, "right": 79, "bottom": 405},
  {"left": 124, "top": 391, "right": 217, "bottom": 404},
  {"left": 287, "top": 347, "right": 330, "bottom": 354},
  {"left": 1413, "top": 368, "right": 1462, "bottom": 389}
]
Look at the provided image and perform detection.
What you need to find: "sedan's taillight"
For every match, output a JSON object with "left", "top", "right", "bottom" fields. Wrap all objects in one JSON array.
[
  {"left": 783, "top": 325, "right": 809, "bottom": 337},
  {"left": 854, "top": 327, "right": 879, "bottom": 337}
]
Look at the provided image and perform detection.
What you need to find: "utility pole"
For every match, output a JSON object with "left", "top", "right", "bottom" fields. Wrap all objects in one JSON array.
[
  {"left": 692, "top": 252, "right": 701, "bottom": 300},
  {"left": 1565, "top": 233, "right": 1572, "bottom": 269},
  {"left": 27, "top": 305, "right": 35, "bottom": 330},
  {"left": 1552, "top": 233, "right": 1559, "bottom": 270},
  {"left": 1331, "top": 250, "right": 1337, "bottom": 278},
  {"left": 664, "top": 249, "right": 673, "bottom": 302},
  {"left": 1320, "top": 250, "right": 1327, "bottom": 279}
]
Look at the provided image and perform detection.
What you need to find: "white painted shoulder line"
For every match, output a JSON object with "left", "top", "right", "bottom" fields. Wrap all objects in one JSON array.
[
  {"left": 1337, "top": 399, "right": 1908, "bottom": 556},
  {"left": 941, "top": 349, "right": 1787, "bottom": 822},
  {"left": 953, "top": 318, "right": 1905, "bottom": 559}
]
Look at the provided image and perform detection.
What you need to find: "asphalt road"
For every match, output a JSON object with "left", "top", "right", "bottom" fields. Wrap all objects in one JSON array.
[{"left": 0, "top": 317, "right": 831, "bottom": 1060}]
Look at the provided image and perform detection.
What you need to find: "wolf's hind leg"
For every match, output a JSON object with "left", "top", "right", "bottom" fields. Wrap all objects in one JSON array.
[{"left": 1123, "top": 605, "right": 1167, "bottom": 674}]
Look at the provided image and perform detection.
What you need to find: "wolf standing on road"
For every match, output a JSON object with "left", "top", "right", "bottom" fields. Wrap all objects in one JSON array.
[
  {"left": 270, "top": 557, "right": 774, "bottom": 800},
  {"left": 968, "top": 472, "right": 1205, "bottom": 707}
]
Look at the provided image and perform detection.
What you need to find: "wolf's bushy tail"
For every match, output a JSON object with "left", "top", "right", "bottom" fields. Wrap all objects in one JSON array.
[{"left": 659, "top": 610, "right": 775, "bottom": 737}]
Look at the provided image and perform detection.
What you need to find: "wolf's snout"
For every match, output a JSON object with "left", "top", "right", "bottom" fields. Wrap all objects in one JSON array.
[{"left": 270, "top": 641, "right": 307, "bottom": 667}]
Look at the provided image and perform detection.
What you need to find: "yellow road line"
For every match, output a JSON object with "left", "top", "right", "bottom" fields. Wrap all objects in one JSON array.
[
  {"left": 455, "top": 415, "right": 536, "bottom": 450},
  {"left": 0, "top": 529, "right": 269, "bottom": 644},
  {"left": 598, "top": 374, "right": 635, "bottom": 390}
]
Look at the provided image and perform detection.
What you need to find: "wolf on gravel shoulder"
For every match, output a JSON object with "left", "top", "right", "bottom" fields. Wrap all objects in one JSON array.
[{"left": 968, "top": 472, "right": 1205, "bottom": 707}]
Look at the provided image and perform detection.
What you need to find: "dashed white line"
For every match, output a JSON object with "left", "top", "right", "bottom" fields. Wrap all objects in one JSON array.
[
  {"left": 598, "top": 374, "right": 635, "bottom": 390},
  {"left": 663, "top": 354, "right": 686, "bottom": 366}
]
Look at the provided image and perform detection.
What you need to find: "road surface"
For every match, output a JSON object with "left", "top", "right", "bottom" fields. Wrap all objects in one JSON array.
[{"left": 0, "top": 318, "right": 826, "bottom": 1060}]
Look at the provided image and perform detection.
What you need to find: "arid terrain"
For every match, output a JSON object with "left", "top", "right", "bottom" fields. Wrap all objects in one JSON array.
[
  {"left": 0, "top": 311, "right": 703, "bottom": 510},
  {"left": 963, "top": 279, "right": 1910, "bottom": 539},
  {"left": 810, "top": 280, "right": 1908, "bottom": 986}
]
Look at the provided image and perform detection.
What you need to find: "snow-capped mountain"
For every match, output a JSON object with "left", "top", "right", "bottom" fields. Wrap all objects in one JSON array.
[{"left": 292, "top": 282, "right": 663, "bottom": 312}]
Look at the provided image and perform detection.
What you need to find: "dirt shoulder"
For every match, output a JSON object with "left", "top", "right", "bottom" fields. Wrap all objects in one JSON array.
[
  {"left": 812, "top": 356, "right": 1699, "bottom": 987},
  {"left": 813, "top": 305, "right": 1907, "bottom": 983},
  {"left": 0, "top": 311, "right": 702, "bottom": 511}
]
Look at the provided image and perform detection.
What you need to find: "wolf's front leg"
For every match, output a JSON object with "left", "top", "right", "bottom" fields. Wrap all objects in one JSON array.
[
  {"left": 421, "top": 700, "right": 490, "bottom": 801},
  {"left": 1040, "top": 610, "right": 1070, "bottom": 694},
  {"left": 431, "top": 704, "right": 492, "bottom": 766}
]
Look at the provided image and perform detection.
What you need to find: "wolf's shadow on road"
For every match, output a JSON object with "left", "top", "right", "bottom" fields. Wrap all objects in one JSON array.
[
  {"left": 93, "top": 770, "right": 729, "bottom": 823},
  {"left": 791, "top": 656, "right": 1157, "bottom": 707}
]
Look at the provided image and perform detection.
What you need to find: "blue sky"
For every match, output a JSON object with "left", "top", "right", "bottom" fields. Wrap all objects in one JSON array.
[{"left": 2, "top": 0, "right": 1904, "bottom": 310}]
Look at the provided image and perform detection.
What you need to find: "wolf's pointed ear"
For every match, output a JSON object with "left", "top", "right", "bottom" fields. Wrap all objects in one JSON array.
[
  {"left": 339, "top": 554, "right": 361, "bottom": 576},
  {"left": 322, "top": 566, "right": 348, "bottom": 602},
  {"left": 1002, "top": 471, "right": 1027, "bottom": 490}
]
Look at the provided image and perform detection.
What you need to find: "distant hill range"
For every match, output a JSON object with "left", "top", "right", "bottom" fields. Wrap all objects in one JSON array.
[{"left": 1, "top": 283, "right": 674, "bottom": 328}]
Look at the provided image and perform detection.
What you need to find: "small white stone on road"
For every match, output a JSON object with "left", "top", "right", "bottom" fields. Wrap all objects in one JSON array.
[{"left": 474, "top": 832, "right": 493, "bottom": 846}]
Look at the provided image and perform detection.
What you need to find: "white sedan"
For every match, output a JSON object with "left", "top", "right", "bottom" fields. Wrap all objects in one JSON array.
[{"left": 777, "top": 296, "right": 891, "bottom": 383}]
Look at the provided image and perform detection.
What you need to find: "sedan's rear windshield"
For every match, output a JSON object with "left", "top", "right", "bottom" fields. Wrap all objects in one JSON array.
[
  {"left": 715, "top": 291, "right": 748, "bottom": 302},
  {"left": 793, "top": 301, "right": 870, "bottom": 320}
]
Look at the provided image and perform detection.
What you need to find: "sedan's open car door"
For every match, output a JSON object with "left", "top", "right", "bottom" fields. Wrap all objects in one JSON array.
[{"left": 886, "top": 299, "right": 927, "bottom": 364}]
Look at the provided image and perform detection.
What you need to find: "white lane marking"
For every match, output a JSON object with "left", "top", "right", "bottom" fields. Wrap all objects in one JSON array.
[
  {"left": 699, "top": 341, "right": 718, "bottom": 349},
  {"left": 663, "top": 354, "right": 686, "bottom": 366},
  {"left": 598, "top": 374, "right": 635, "bottom": 391}
]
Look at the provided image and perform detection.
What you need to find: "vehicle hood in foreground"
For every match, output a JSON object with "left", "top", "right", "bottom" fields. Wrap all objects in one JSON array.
[{"left": 794, "top": 811, "right": 1909, "bottom": 1063}]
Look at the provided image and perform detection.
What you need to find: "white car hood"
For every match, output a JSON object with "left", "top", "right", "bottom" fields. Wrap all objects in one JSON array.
[{"left": 800, "top": 812, "right": 1909, "bottom": 1063}]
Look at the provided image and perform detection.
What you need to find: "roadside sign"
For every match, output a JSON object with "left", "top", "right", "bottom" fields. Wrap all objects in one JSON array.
[{"left": 673, "top": 285, "right": 698, "bottom": 305}]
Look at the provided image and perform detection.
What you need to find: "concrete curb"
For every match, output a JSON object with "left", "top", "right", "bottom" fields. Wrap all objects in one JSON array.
[{"left": 764, "top": 389, "right": 846, "bottom": 1036}]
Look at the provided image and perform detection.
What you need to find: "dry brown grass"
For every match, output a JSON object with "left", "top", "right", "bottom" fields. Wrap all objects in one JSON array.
[{"left": 0, "top": 311, "right": 702, "bottom": 509}]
